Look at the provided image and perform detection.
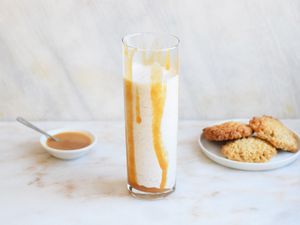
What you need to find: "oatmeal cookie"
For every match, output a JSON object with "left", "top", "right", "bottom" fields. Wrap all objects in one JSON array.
[
  {"left": 221, "top": 137, "right": 277, "bottom": 163},
  {"left": 249, "top": 116, "right": 299, "bottom": 152},
  {"left": 203, "top": 122, "right": 253, "bottom": 141}
]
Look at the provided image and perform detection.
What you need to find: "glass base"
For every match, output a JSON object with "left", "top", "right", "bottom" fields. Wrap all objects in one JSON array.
[{"left": 127, "top": 184, "right": 175, "bottom": 200}]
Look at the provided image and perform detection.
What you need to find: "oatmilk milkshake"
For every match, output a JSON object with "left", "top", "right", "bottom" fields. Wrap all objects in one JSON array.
[{"left": 123, "top": 33, "right": 179, "bottom": 198}]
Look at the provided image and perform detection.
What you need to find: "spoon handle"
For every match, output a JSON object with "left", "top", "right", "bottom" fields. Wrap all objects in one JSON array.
[{"left": 16, "top": 117, "right": 59, "bottom": 141}]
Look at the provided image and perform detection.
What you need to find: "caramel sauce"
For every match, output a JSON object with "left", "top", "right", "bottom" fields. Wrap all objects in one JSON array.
[
  {"left": 124, "top": 46, "right": 137, "bottom": 186},
  {"left": 131, "top": 184, "right": 172, "bottom": 193},
  {"left": 150, "top": 64, "right": 168, "bottom": 189},
  {"left": 135, "top": 86, "right": 142, "bottom": 124},
  {"left": 46, "top": 132, "right": 92, "bottom": 150}
]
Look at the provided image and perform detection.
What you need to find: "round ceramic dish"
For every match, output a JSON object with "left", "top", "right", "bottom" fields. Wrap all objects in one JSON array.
[
  {"left": 198, "top": 119, "right": 300, "bottom": 171},
  {"left": 40, "top": 128, "right": 97, "bottom": 160}
]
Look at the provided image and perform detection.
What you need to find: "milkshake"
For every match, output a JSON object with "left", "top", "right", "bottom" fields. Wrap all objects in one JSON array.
[{"left": 123, "top": 33, "right": 179, "bottom": 198}]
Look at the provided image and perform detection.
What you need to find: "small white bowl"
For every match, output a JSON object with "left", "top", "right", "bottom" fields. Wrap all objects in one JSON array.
[{"left": 40, "top": 128, "right": 97, "bottom": 160}]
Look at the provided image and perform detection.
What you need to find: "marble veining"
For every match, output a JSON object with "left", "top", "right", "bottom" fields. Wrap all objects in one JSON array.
[
  {"left": 0, "top": 121, "right": 299, "bottom": 225},
  {"left": 0, "top": 0, "right": 300, "bottom": 120}
]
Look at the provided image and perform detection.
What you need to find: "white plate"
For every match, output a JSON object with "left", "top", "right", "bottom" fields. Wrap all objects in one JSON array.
[{"left": 198, "top": 120, "right": 300, "bottom": 171}]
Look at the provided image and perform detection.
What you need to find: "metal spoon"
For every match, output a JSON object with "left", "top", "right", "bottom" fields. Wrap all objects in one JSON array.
[{"left": 16, "top": 117, "right": 60, "bottom": 142}]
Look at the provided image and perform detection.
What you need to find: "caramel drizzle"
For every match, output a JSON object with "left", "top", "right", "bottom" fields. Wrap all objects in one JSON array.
[
  {"left": 135, "top": 87, "right": 142, "bottom": 124},
  {"left": 124, "top": 46, "right": 137, "bottom": 186},
  {"left": 150, "top": 63, "right": 168, "bottom": 189}
]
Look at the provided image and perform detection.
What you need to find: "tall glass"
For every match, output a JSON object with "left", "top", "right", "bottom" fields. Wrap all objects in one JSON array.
[{"left": 122, "top": 33, "right": 180, "bottom": 199}]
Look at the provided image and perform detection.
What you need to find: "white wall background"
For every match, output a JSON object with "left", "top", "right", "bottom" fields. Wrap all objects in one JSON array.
[{"left": 0, "top": 0, "right": 299, "bottom": 120}]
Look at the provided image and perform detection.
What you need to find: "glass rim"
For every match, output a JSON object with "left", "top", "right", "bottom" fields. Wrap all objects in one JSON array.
[{"left": 122, "top": 32, "right": 180, "bottom": 51}]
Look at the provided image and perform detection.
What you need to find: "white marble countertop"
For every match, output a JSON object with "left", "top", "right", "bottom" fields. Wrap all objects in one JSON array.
[{"left": 1, "top": 120, "right": 299, "bottom": 225}]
